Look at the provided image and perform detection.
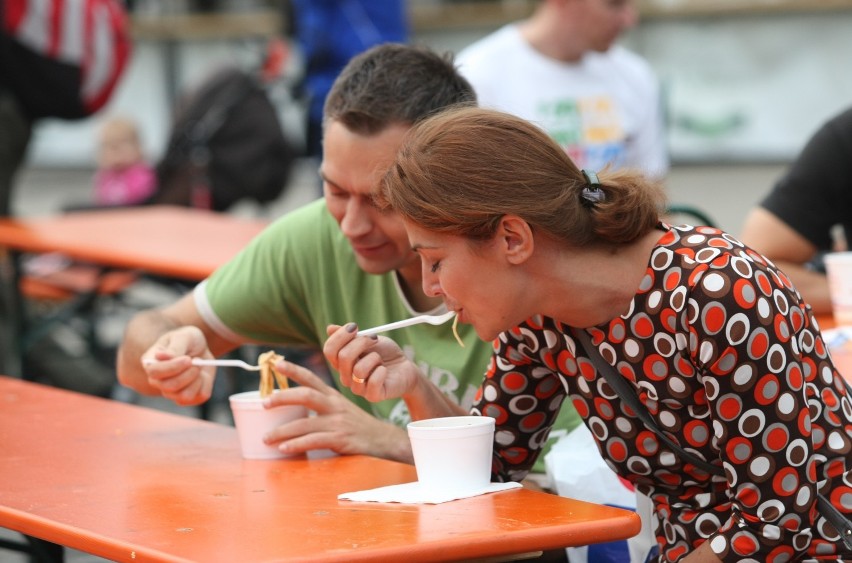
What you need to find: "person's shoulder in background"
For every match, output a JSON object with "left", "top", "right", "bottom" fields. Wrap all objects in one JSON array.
[
  {"left": 455, "top": 24, "right": 524, "bottom": 81},
  {"left": 598, "top": 44, "right": 657, "bottom": 84}
]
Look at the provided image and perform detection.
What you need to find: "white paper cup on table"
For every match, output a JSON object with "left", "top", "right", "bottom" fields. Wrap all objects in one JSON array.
[
  {"left": 825, "top": 252, "right": 852, "bottom": 325},
  {"left": 407, "top": 416, "right": 495, "bottom": 495},
  {"left": 229, "top": 391, "right": 307, "bottom": 459}
]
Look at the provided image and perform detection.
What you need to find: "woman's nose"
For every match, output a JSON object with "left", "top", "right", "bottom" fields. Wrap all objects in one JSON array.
[{"left": 422, "top": 268, "right": 443, "bottom": 298}]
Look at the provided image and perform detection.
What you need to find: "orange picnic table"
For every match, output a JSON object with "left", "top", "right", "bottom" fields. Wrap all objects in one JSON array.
[
  {"left": 0, "top": 206, "right": 268, "bottom": 376},
  {"left": 0, "top": 376, "right": 641, "bottom": 562},
  {"left": 0, "top": 205, "right": 267, "bottom": 281}
]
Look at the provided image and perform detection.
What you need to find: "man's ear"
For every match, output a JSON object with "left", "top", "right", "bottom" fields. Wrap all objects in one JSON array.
[{"left": 497, "top": 215, "right": 534, "bottom": 264}]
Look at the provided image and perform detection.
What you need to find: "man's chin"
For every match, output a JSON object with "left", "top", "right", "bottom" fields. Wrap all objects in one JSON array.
[{"left": 354, "top": 255, "right": 395, "bottom": 276}]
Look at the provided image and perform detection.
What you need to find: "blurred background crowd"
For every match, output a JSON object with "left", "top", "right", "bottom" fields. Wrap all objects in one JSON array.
[{"left": 9, "top": 0, "right": 852, "bottom": 224}]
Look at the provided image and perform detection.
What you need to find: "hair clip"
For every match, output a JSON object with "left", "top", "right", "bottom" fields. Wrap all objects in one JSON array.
[{"left": 580, "top": 169, "right": 604, "bottom": 207}]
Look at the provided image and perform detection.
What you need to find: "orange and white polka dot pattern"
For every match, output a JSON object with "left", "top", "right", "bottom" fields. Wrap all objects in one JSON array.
[{"left": 478, "top": 224, "right": 852, "bottom": 561}]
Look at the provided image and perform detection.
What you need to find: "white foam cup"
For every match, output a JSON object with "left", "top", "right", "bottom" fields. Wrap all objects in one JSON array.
[
  {"left": 406, "top": 415, "right": 495, "bottom": 494},
  {"left": 825, "top": 252, "right": 852, "bottom": 325},
  {"left": 229, "top": 391, "right": 308, "bottom": 459}
]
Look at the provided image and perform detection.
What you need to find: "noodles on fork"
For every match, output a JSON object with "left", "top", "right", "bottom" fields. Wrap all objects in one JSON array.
[{"left": 258, "top": 350, "right": 289, "bottom": 398}]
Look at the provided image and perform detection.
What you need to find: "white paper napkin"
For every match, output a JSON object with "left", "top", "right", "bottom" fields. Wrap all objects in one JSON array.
[{"left": 338, "top": 481, "right": 522, "bottom": 504}]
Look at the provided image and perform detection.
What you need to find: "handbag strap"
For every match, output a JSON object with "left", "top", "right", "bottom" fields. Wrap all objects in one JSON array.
[
  {"left": 571, "top": 328, "right": 722, "bottom": 476},
  {"left": 571, "top": 327, "right": 852, "bottom": 550}
]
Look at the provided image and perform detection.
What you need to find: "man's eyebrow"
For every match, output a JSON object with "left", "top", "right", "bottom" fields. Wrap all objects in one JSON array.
[{"left": 319, "top": 170, "right": 341, "bottom": 189}]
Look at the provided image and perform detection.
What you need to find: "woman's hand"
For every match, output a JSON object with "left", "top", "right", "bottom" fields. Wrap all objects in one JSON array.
[
  {"left": 139, "top": 326, "right": 216, "bottom": 406},
  {"left": 324, "top": 322, "right": 468, "bottom": 421},
  {"left": 323, "top": 323, "right": 423, "bottom": 402}
]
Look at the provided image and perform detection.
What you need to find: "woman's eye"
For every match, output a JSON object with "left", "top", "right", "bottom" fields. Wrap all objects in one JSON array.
[{"left": 430, "top": 261, "right": 441, "bottom": 273}]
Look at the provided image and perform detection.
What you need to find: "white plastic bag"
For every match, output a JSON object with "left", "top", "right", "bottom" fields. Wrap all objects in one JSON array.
[
  {"left": 545, "top": 424, "right": 636, "bottom": 508},
  {"left": 545, "top": 424, "right": 651, "bottom": 563}
]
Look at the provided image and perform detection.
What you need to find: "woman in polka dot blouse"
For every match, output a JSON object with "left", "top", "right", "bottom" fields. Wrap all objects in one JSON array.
[{"left": 324, "top": 106, "right": 852, "bottom": 562}]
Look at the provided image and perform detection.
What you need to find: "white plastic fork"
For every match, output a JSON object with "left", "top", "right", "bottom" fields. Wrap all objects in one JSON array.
[
  {"left": 142, "top": 358, "right": 262, "bottom": 371},
  {"left": 356, "top": 311, "right": 455, "bottom": 337},
  {"left": 191, "top": 358, "right": 262, "bottom": 371}
]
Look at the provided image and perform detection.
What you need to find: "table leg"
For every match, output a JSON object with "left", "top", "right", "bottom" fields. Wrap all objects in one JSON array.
[
  {"left": 0, "top": 534, "right": 64, "bottom": 563},
  {"left": 26, "top": 535, "right": 65, "bottom": 563},
  {"left": 0, "top": 248, "right": 24, "bottom": 377}
]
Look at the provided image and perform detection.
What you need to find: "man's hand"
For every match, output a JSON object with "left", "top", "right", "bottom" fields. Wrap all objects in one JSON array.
[
  {"left": 262, "top": 358, "right": 413, "bottom": 463},
  {"left": 139, "top": 326, "right": 216, "bottom": 406}
]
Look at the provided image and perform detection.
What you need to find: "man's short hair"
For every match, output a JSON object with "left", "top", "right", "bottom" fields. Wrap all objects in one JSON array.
[{"left": 323, "top": 43, "right": 477, "bottom": 135}]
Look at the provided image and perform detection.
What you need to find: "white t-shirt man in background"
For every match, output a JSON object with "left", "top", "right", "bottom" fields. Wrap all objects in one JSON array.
[{"left": 456, "top": 0, "right": 668, "bottom": 180}]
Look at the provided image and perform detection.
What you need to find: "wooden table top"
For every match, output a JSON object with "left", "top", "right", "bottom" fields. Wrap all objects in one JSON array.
[
  {"left": 0, "top": 206, "right": 267, "bottom": 281},
  {"left": 0, "top": 376, "right": 641, "bottom": 562}
]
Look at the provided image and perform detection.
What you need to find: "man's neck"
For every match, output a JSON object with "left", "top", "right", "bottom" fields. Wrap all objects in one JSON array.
[{"left": 520, "top": 12, "right": 585, "bottom": 63}]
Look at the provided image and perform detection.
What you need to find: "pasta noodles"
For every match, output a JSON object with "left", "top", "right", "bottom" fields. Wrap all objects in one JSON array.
[
  {"left": 258, "top": 350, "right": 288, "bottom": 398},
  {"left": 452, "top": 314, "right": 465, "bottom": 348}
]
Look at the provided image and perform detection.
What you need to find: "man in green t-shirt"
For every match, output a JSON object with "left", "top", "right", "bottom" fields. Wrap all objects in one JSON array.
[{"left": 117, "top": 43, "right": 580, "bottom": 466}]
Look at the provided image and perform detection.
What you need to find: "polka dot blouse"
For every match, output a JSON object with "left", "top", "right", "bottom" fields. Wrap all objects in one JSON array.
[{"left": 475, "top": 224, "right": 852, "bottom": 561}]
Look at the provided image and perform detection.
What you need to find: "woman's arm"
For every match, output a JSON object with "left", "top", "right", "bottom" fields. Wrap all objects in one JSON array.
[{"left": 469, "top": 322, "right": 568, "bottom": 482}]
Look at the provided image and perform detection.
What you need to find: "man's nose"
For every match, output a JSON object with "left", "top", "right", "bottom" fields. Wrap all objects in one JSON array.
[{"left": 340, "top": 198, "right": 371, "bottom": 237}]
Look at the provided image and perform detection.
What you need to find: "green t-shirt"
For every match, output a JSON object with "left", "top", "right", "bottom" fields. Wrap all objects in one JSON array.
[{"left": 197, "top": 200, "right": 580, "bottom": 468}]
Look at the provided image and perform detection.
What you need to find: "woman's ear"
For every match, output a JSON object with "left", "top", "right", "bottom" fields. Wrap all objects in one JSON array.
[{"left": 497, "top": 215, "right": 534, "bottom": 264}]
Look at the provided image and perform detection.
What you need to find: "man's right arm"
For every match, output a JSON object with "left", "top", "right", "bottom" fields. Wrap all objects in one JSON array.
[
  {"left": 740, "top": 207, "right": 832, "bottom": 314},
  {"left": 741, "top": 107, "right": 852, "bottom": 316},
  {"left": 116, "top": 292, "right": 239, "bottom": 399}
]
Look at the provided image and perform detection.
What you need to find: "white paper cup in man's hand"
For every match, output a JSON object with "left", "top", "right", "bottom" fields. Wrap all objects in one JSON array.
[
  {"left": 229, "top": 391, "right": 307, "bottom": 459},
  {"left": 407, "top": 416, "right": 495, "bottom": 494},
  {"left": 825, "top": 252, "right": 852, "bottom": 325}
]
